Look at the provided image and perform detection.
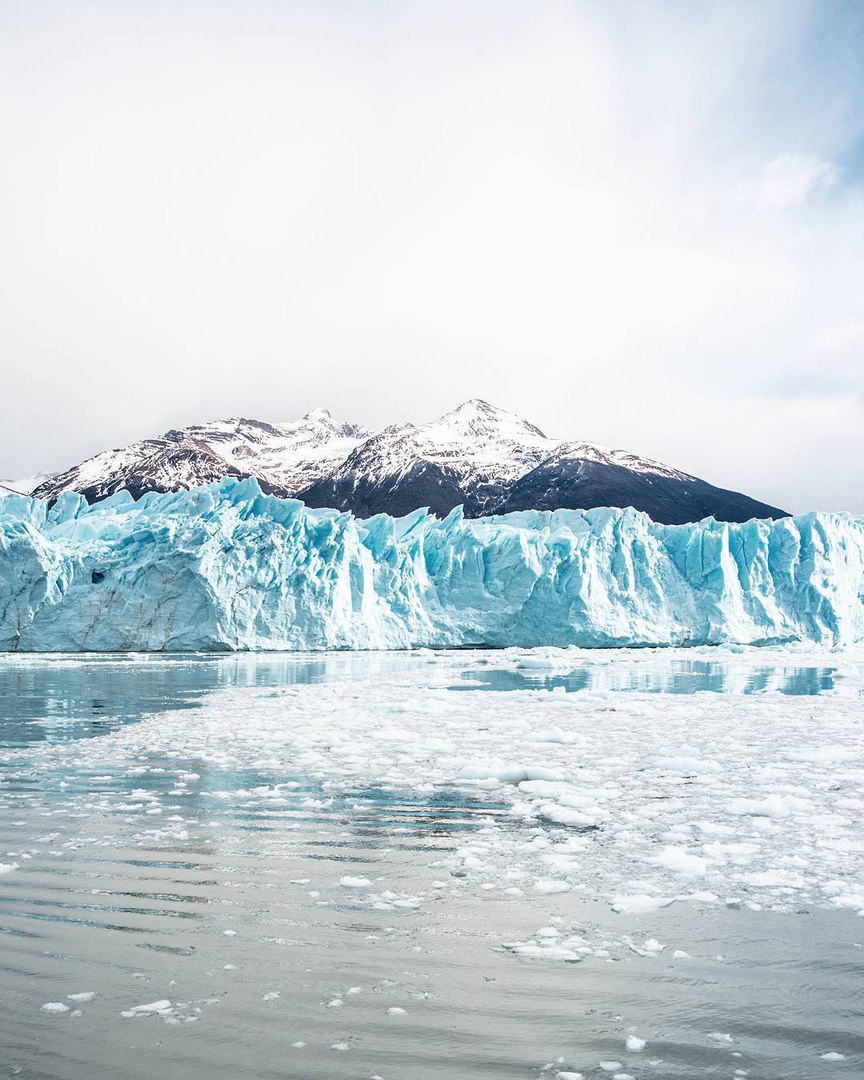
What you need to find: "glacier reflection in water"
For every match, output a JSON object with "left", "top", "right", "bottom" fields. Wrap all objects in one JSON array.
[
  {"left": 0, "top": 650, "right": 862, "bottom": 1080},
  {"left": 453, "top": 660, "right": 846, "bottom": 696}
]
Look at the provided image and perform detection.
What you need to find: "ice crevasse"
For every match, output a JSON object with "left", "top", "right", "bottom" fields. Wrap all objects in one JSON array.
[{"left": 1, "top": 478, "right": 863, "bottom": 651}]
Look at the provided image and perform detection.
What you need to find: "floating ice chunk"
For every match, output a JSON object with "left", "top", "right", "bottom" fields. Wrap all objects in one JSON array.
[
  {"left": 511, "top": 944, "right": 583, "bottom": 962},
  {"left": 820, "top": 1052, "right": 845, "bottom": 1061},
  {"left": 707, "top": 1032, "right": 733, "bottom": 1043},
  {"left": 726, "top": 795, "right": 811, "bottom": 818},
  {"left": 654, "top": 755, "right": 721, "bottom": 774},
  {"left": 611, "top": 894, "right": 674, "bottom": 914},
  {"left": 830, "top": 893, "right": 864, "bottom": 910},
  {"left": 789, "top": 746, "right": 860, "bottom": 764},
  {"left": 556, "top": 1073, "right": 584, "bottom": 1079},
  {"left": 518, "top": 780, "right": 567, "bottom": 797},
  {"left": 527, "top": 727, "right": 579, "bottom": 744},
  {"left": 41, "top": 1002, "right": 69, "bottom": 1013},
  {"left": 625, "top": 1036, "right": 646, "bottom": 1052},
  {"left": 339, "top": 876, "right": 372, "bottom": 888},
  {"left": 533, "top": 879, "right": 572, "bottom": 894},
  {"left": 459, "top": 764, "right": 564, "bottom": 784},
  {"left": 121, "top": 1000, "right": 172, "bottom": 1017},
  {"left": 599, "top": 1063, "right": 623, "bottom": 1072},
  {"left": 0, "top": 862, "right": 18, "bottom": 874},
  {"left": 647, "top": 846, "right": 708, "bottom": 877},
  {"left": 387, "top": 1007, "right": 407, "bottom": 1016},
  {"left": 67, "top": 992, "right": 96, "bottom": 1002},
  {"left": 515, "top": 652, "right": 577, "bottom": 671},
  {"left": 537, "top": 804, "right": 598, "bottom": 828}
]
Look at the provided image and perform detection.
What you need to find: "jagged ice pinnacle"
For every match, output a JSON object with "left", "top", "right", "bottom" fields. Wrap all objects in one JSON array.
[{"left": 1, "top": 479, "right": 862, "bottom": 651}]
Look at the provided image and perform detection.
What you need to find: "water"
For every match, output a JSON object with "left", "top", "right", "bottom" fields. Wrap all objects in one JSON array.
[
  {"left": 1, "top": 649, "right": 863, "bottom": 1079},
  {"left": 453, "top": 660, "right": 846, "bottom": 696}
]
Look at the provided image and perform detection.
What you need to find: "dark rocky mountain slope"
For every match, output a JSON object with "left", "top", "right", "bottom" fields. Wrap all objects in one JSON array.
[{"left": 31, "top": 400, "right": 786, "bottom": 524}]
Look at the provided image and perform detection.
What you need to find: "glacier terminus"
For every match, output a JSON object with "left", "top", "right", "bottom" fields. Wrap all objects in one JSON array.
[{"left": 1, "top": 478, "right": 862, "bottom": 652}]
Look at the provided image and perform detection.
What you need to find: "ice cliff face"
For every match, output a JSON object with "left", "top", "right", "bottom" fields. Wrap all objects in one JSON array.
[{"left": 1, "top": 479, "right": 861, "bottom": 652}]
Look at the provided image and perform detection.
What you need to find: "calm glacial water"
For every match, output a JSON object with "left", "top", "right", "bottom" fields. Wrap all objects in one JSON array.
[
  {"left": 453, "top": 661, "right": 846, "bottom": 696},
  {"left": 0, "top": 652, "right": 862, "bottom": 1080}
]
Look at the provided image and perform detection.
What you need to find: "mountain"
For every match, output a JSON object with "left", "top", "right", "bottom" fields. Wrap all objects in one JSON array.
[
  {"left": 33, "top": 412, "right": 369, "bottom": 504},
  {"left": 0, "top": 474, "right": 47, "bottom": 496},
  {"left": 298, "top": 400, "right": 553, "bottom": 517},
  {"left": 494, "top": 442, "right": 783, "bottom": 525},
  {"left": 30, "top": 399, "right": 787, "bottom": 523}
]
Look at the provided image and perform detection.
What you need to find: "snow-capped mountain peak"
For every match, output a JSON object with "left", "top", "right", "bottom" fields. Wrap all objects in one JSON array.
[
  {"left": 298, "top": 400, "right": 558, "bottom": 517},
  {"left": 29, "top": 399, "right": 786, "bottom": 524},
  {"left": 424, "top": 398, "right": 548, "bottom": 445},
  {"left": 32, "top": 410, "right": 370, "bottom": 504}
]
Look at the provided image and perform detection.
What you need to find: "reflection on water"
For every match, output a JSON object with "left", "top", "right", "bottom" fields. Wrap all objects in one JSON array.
[
  {"left": 0, "top": 656, "right": 330, "bottom": 747},
  {"left": 1, "top": 652, "right": 862, "bottom": 1079},
  {"left": 454, "top": 661, "right": 844, "bottom": 696},
  {"left": 2, "top": 652, "right": 854, "bottom": 751},
  {"left": 0, "top": 653, "right": 416, "bottom": 747}
]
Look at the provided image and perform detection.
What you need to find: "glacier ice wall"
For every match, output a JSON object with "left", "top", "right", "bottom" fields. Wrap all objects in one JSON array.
[{"left": 1, "top": 478, "right": 863, "bottom": 651}]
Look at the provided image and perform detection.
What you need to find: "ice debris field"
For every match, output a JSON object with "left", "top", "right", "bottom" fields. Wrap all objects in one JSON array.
[
  {"left": 5, "top": 646, "right": 864, "bottom": 929},
  {"left": 3, "top": 646, "right": 864, "bottom": 1076},
  {"left": 2, "top": 478, "right": 864, "bottom": 651}
]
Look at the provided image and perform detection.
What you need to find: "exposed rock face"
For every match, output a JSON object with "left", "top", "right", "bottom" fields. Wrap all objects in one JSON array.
[{"left": 31, "top": 399, "right": 786, "bottom": 524}]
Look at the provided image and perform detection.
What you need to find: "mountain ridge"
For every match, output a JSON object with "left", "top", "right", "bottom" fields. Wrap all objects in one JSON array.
[{"left": 29, "top": 399, "right": 787, "bottom": 524}]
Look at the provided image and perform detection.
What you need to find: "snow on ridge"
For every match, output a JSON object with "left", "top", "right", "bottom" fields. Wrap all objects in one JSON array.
[
  {"left": 319, "top": 398, "right": 555, "bottom": 494},
  {"left": 548, "top": 441, "right": 694, "bottom": 480},
  {"left": 0, "top": 477, "right": 861, "bottom": 652},
  {"left": 32, "top": 410, "right": 372, "bottom": 503},
  {"left": 27, "top": 399, "right": 719, "bottom": 515},
  {"left": 0, "top": 474, "right": 46, "bottom": 496}
]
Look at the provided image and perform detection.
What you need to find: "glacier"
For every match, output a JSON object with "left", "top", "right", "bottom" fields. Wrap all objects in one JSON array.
[{"left": 0, "top": 477, "right": 862, "bottom": 651}]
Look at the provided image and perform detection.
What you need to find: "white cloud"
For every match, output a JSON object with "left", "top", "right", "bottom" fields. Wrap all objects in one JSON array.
[
  {"left": 753, "top": 153, "right": 840, "bottom": 210},
  {"left": 0, "top": 0, "right": 863, "bottom": 511},
  {"left": 809, "top": 317, "right": 864, "bottom": 355}
]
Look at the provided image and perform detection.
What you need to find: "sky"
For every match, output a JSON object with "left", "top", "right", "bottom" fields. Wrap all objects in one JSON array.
[{"left": 1, "top": 0, "right": 864, "bottom": 513}]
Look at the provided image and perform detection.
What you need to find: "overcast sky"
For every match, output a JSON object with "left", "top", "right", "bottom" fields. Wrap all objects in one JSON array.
[{"left": 2, "top": 0, "right": 864, "bottom": 512}]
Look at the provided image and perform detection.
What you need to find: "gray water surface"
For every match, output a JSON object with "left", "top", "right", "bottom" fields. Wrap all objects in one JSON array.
[{"left": 1, "top": 653, "right": 862, "bottom": 1080}]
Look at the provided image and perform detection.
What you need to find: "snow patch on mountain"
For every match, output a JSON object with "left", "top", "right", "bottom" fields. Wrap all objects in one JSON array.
[
  {"left": 33, "top": 412, "right": 369, "bottom": 503},
  {"left": 301, "top": 399, "right": 556, "bottom": 515},
  {"left": 1, "top": 475, "right": 47, "bottom": 496},
  {"left": 546, "top": 441, "right": 693, "bottom": 481},
  {"left": 27, "top": 399, "right": 786, "bottom": 524}
]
